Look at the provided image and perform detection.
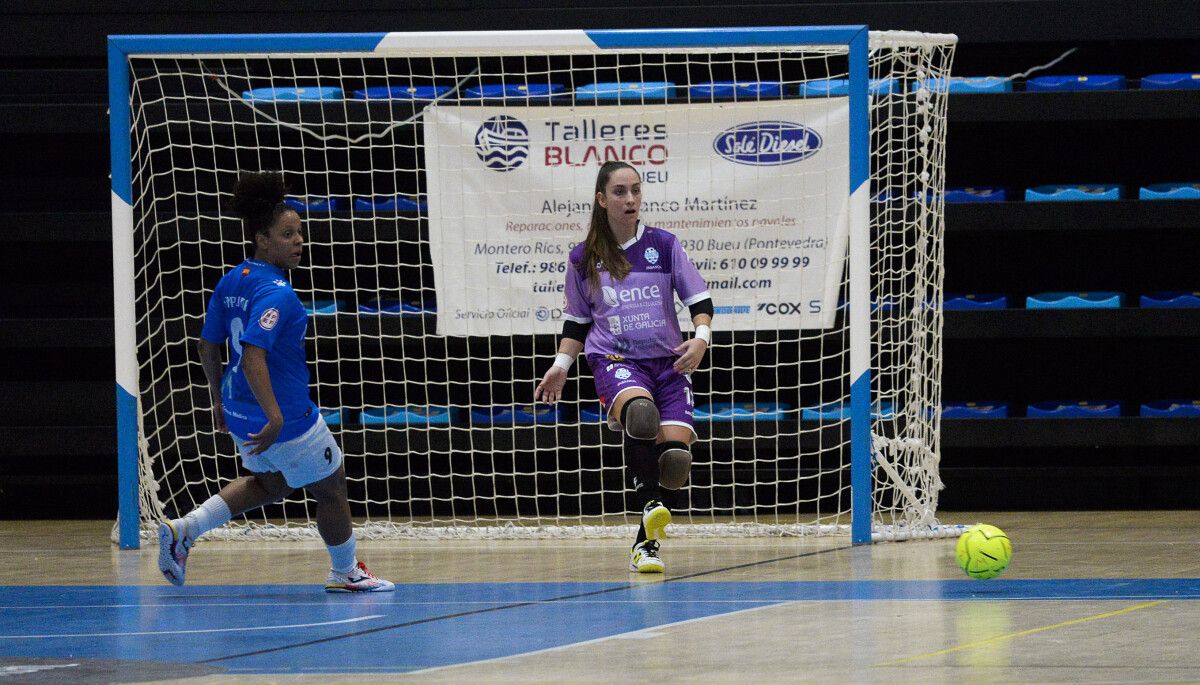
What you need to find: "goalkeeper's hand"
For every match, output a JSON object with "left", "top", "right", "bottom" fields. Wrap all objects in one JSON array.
[
  {"left": 534, "top": 366, "right": 568, "bottom": 404},
  {"left": 673, "top": 337, "right": 708, "bottom": 374}
]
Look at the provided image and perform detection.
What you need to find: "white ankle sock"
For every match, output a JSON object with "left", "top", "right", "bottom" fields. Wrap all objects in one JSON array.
[
  {"left": 327, "top": 535, "right": 358, "bottom": 574},
  {"left": 178, "top": 495, "right": 232, "bottom": 542}
]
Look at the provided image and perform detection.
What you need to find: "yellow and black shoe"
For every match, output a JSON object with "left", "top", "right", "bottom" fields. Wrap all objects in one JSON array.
[
  {"left": 642, "top": 499, "right": 672, "bottom": 541},
  {"left": 629, "top": 540, "right": 664, "bottom": 573}
]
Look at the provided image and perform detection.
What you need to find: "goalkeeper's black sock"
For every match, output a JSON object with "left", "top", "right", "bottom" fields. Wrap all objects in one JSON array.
[
  {"left": 625, "top": 434, "right": 659, "bottom": 546},
  {"left": 658, "top": 487, "right": 679, "bottom": 512}
]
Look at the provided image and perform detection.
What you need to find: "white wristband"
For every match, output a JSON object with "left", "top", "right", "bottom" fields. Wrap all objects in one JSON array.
[
  {"left": 694, "top": 324, "right": 711, "bottom": 344},
  {"left": 552, "top": 352, "right": 575, "bottom": 371}
]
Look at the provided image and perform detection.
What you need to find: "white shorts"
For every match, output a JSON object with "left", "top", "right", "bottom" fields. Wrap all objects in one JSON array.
[{"left": 234, "top": 416, "right": 343, "bottom": 488}]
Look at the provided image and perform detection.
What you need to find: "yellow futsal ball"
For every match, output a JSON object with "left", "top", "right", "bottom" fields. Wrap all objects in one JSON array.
[{"left": 955, "top": 524, "right": 1012, "bottom": 579}]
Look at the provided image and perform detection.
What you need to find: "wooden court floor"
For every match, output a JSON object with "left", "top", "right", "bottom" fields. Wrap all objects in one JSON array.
[{"left": 2, "top": 511, "right": 1200, "bottom": 683}]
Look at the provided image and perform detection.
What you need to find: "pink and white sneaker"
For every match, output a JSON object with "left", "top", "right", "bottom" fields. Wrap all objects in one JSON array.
[
  {"left": 325, "top": 561, "right": 395, "bottom": 593},
  {"left": 157, "top": 520, "right": 192, "bottom": 587}
]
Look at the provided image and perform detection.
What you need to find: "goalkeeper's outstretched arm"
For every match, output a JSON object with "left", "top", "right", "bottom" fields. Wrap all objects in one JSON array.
[{"left": 534, "top": 320, "right": 589, "bottom": 404}]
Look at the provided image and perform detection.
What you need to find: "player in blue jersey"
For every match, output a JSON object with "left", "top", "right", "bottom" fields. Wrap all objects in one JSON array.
[
  {"left": 157, "top": 172, "right": 393, "bottom": 593},
  {"left": 535, "top": 161, "right": 713, "bottom": 573}
]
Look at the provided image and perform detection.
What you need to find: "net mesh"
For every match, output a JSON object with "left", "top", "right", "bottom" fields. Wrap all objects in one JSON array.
[{"left": 119, "top": 30, "right": 956, "bottom": 541}]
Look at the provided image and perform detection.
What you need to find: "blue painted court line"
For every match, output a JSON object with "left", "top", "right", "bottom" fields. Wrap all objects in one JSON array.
[{"left": 2, "top": 579, "right": 1198, "bottom": 674}]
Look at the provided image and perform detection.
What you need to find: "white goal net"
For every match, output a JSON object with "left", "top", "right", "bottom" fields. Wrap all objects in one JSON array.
[{"left": 114, "top": 28, "right": 956, "bottom": 541}]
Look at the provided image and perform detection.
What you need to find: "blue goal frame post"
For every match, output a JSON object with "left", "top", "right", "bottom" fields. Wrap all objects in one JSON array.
[{"left": 108, "top": 26, "right": 873, "bottom": 549}]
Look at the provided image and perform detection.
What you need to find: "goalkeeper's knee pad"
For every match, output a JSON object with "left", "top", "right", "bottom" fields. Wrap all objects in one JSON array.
[
  {"left": 657, "top": 441, "right": 692, "bottom": 489},
  {"left": 620, "top": 396, "right": 660, "bottom": 441}
]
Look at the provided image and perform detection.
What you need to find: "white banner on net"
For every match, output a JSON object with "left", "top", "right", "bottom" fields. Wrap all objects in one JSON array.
[{"left": 424, "top": 100, "right": 849, "bottom": 336}]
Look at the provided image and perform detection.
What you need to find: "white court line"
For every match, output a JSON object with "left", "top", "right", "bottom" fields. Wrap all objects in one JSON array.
[
  {"left": 397, "top": 594, "right": 1200, "bottom": 676},
  {"left": 0, "top": 614, "right": 384, "bottom": 639},
  {"left": 0, "top": 600, "right": 777, "bottom": 610},
  {"left": 4, "top": 594, "right": 1199, "bottom": 610},
  {"left": 399, "top": 600, "right": 798, "bottom": 677}
]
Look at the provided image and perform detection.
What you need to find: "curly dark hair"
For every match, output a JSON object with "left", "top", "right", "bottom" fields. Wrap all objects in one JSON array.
[{"left": 232, "top": 171, "right": 292, "bottom": 245}]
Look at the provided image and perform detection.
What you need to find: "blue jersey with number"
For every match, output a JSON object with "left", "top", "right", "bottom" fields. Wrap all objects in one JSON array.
[{"left": 199, "top": 259, "right": 318, "bottom": 441}]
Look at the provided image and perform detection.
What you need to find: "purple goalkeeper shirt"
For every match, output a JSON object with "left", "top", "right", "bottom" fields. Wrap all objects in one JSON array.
[{"left": 564, "top": 222, "right": 710, "bottom": 360}]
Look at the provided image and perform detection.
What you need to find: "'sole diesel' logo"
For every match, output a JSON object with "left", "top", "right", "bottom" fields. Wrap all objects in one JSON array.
[{"left": 713, "top": 121, "right": 822, "bottom": 166}]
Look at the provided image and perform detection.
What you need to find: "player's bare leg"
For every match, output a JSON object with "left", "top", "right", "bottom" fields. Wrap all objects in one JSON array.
[
  {"left": 158, "top": 471, "right": 292, "bottom": 586},
  {"left": 306, "top": 467, "right": 394, "bottom": 593}
]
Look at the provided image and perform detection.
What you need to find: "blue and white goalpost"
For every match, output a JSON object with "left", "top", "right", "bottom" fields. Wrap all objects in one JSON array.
[{"left": 109, "top": 27, "right": 957, "bottom": 548}]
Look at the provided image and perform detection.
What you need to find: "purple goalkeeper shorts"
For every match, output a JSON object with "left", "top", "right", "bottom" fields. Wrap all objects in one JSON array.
[{"left": 587, "top": 355, "right": 695, "bottom": 434}]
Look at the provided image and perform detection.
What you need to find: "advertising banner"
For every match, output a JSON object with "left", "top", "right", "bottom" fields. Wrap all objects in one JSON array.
[{"left": 424, "top": 100, "right": 849, "bottom": 336}]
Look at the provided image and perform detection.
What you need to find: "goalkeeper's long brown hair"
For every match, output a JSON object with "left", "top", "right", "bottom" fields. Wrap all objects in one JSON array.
[{"left": 583, "top": 161, "right": 638, "bottom": 292}]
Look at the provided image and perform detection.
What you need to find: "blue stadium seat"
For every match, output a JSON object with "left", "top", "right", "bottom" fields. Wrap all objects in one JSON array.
[
  {"left": 945, "top": 187, "right": 1007, "bottom": 202},
  {"left": 834, "top": 297, "right": 901, "bottom": 313},
  {"left": 464, "top": 83, "right": 564, "bottom": 99},
  {"left": 942, "top": 402, "right": 1008, "bottom": 419},
  {"left": 304, "top": 299, "right": 343, "bottom": 316},
  {"left": 1139, "top": 73, "right": 1200, "bottom": 90},
  {"left": 916, "top": 76, "right": 1011, "bottom": 93},
  {"left": 1026, "top": 292, "right": 1124, "bottom": 309},
  {"left": 798, "top": 78, "right": 897, "bottom": 96},
  {"left": 574, "top": 82, "right": 676, "bottom": 101},
  {"left": 470, "top": 405, "right": 561, "bottom": 425},
  {"left": 358, "top": 299, "right": 432, "bottom": 315},
  {"left": 1025, "top": 184, "right": 1122, "bottom": 201},
  {"left": 320, "top": 408, "right": 343, "bottom": 426},
  {"left": 1138, "top": 183, "right": 1200, "bottom": 200},
  {"left": 352, "top": 85, "right": 451, "bottom": 100},
  {"left": 1140, "top": 400, "right": 1200, "bottom": 418},
  {"left": 801, "top": 401, "right": 894, "bottom": 421},
  {"left": 360, "top": 406, "right": 455, "bottom": 425},
  {"left": 1025, "top": 75, "right": 1126, "bottom": 92},
  {"left": 578, "top": 403, "right": 607, "bottom": 423},
  {"left": 874, "top": 298, "right": 900, "bottom": 313},
  {"left": 242, "top": 86, "right": 342, "bottom": 102},
  {"left": 284, "top": 196, "right": 342, "bottom": 213},
  {"left": 688, "top": 81, "right": 784, "bottom": 98},
  {"left": 944, "top": 294, "right": 1008, "bottom": 310},
  {"left": 1139, "top": 291, "right": 1200, "bottom": 308},
  {"left": 693, "top": 402, "right": 792, "bottom": 421},
  {"left": 353, "top": 195, "right": 427, "bottom": 212},
  {"left": 1027, "top": 401, "right": 1120, "bottom": 418}
]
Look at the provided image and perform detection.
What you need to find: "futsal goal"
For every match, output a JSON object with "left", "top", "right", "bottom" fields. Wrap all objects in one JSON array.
[{"left": 108, "top": 27, "right": 958, "bottom": 547}]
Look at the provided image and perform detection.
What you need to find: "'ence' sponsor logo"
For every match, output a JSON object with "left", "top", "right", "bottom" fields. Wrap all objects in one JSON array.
[
  {"left": 602, "top": 284, "right": 662, "bottom": 308},
  {"left": 714, "top": 121, "right": 822, "bottom": 166}
]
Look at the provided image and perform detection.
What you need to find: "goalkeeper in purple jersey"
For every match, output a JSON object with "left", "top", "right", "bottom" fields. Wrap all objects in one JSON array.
[
  {"left": 156, "top": 172, "right": 392, "bottom": 593},
  {"left": 535, "top": 161, "right": 713, "bottom": 574}
]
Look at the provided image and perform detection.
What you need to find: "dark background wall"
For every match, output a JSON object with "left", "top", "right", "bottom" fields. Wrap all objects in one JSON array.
[{"left": 1, "top": 1, "right": 1199, "bottom": 518}]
